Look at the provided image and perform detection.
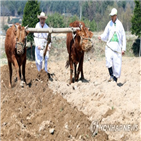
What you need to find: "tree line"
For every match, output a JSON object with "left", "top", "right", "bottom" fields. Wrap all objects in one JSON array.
[
  {"left": 21, "top": 0, "right": 141, "bottom": 56},
  {"left": 2, "top": 0, "right": 135, "bottom": 32},
  {"left": 2, "top": 0, "right": 140, "bottom": 56}
]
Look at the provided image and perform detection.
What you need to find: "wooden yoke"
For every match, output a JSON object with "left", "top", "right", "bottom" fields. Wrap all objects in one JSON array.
[{"left": 26, "top": 27, "right": 81, "bottom": 70}]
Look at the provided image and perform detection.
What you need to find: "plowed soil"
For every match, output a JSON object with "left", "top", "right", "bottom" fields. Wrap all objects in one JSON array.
[{"left": 1, "top": 63, "right": 109, "bottom": 141}]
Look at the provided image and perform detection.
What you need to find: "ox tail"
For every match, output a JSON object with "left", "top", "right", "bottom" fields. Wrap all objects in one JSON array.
[{"left": 65, "top": 59, "right": 69, "bottom": 69}]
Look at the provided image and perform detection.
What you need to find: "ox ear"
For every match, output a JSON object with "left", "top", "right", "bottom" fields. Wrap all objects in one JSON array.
[
  {"left": 14, "top": 24, "right": 18, "bottom": 29},
  {"left": 79, "top": 23, "right": 83, "bottom": 30},
  {"left": 89, "top": 31, "right": 93, "bottom": 38}
]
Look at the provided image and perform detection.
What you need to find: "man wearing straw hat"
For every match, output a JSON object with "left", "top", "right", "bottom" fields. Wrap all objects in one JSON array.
[
  {"left": 98, "top": 8, "right": 126, "bottom": 83},
  {"left": 34, "top": 12, "right": 52, "bottom": 80}
]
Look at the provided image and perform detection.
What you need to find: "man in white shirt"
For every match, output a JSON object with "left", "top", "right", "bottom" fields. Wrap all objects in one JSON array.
[
  {"left": 34, "top": 12, "right": 52, "bottom": 80},
  {"left": 98, "top": 8, "right": 126, "bottom": 82}
]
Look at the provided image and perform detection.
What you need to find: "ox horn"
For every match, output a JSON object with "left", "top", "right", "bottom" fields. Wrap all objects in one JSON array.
[
  {"left": 79, "top": 23, "right": 83, "bottom": 30},
  {"left": 14, "top": 24, "right": 18, "bottom": 30},
  {"left": 25, "top": 25, "right": 28, "bottom": 29}
]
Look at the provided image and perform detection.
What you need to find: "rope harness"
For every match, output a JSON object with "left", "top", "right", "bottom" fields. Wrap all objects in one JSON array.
[
  {"left": 80, "top": 36, "right": 93, "bottom": 51},
  {"left": 106, "top": 44, "right": 121, "bottom": 54},
  {"left": 72, "top": 31, "right": 93, "bottom": 51}
]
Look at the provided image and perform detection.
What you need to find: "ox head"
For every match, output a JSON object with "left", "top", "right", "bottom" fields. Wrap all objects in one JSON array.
[
  {"left": 14, "top": 24, "right": 29, "bottom": 55},
  {"left": 77, "top": 24, "right": 93, "bottom": 51},
  {"left": 70, "top": 21, "right": 93, "bottom": 51}
]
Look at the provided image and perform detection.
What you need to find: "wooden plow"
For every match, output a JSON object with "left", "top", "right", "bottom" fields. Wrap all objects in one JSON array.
[{"left": 26, "top": 26, "right": 81, "bottom": 70}]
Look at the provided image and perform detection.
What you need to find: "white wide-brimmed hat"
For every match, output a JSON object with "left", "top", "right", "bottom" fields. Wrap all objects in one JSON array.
[
  {"left": 109, "top": 8, "right": 117, "bottom": 16},
  {"left": 37, "top": 12, "right": 47, "bottom": 19}
]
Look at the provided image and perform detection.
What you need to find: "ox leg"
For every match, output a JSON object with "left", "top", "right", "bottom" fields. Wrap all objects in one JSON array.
[
  {"left": 19, "top": 66, "right": 21, "bottom": 79},
  {"left": 13, "top": 57, "right": 20, "bottom": 82},
  {"left": 80, "top": 61, "right": 84, "bottom": 80},
  {"left": 22, "top": 60, "right": 26, "bottom": 83},
  {"left": 76, "top": 64, "right": 81, "bottom": 81},
  {"left": 80, "top": 54, "right": 89, "bottom": 83},
  {"left": 69, "top": 60, "right": 73, "bottom": 84},
  {"left": 80, "top": 53, "right": 84, "bottom": 79},
  {"left": 74, "top": 64, "right": 77, "bottom": 82},
  {"left": 76, "top": 54, "right": 84, "bottom": 81},
  {"left": 8, "top": 61, "right": 12, "bottom": 88}
]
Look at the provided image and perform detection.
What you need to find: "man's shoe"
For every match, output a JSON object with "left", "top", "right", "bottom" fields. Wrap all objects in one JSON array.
[{"left": 47, "top": 73, "right": 53, "bottom": 81}]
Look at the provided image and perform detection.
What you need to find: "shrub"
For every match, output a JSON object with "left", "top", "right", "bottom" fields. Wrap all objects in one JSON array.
[
  {"left": 3, "top": 25, "right": 9, "bottom": 32},
  {"left": 132, "top": 38, "right": 140, "bottom": 56}
]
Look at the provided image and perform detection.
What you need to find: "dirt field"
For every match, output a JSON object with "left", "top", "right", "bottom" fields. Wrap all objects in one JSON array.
[
  {"left": 1, "top": 57, "right": 140, "bottom": 141},
  {"left": 0, "top": 34, "right": 140, "bottom": 141},
  {"left": 1, "top": 62, "right": 110, "bottom": 141},
  {"left": 48, "top": 57, "right": 140, "bottom": 141}
]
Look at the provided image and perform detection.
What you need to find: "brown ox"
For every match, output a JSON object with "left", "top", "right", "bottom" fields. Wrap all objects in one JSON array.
[
  {"left": 66, "top": 21, "right": 93, "bottom": 84},
  {"left": 5, "top": 23, "right": 29, "bottom": 88}
]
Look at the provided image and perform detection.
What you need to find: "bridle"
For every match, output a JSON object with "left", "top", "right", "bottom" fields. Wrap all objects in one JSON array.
[
  {"left": 80, "top": 36, "right": 93, "bottom": 51},
  {"left": 80, "top": 36, "right": 93, "bottom": 44},
  {"left": 15, "top": 41, "right": 26, "bottom": 50},
  {"left": 72, "top": 32, "right": 93, "bottom": 51},
  {"left": 14, "top": 25, "right": 26, "bottom": 50}
]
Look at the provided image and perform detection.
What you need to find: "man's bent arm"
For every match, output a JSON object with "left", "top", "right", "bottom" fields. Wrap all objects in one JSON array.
[
  {"left": 121, "top": 24, "right": 126, "bottom": 52},
  {"left": 100, "top": 22, "right": 109, "bottom": 42}
]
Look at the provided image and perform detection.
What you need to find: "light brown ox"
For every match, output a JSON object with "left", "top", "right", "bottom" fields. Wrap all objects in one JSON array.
[
  {"left": 5, "top": 23, "right": 29, "bottom": 88},
  {"left": 66, "top": 21, "right": 93, "bottom": 84}
]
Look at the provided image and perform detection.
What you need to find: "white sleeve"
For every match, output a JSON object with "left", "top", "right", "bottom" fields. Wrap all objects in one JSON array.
[
  {"left": 34, "top": 37, "right": 39, "bottom": 47},
  {"left": 34, "top": 24, "right": 39, "bottom": 47},
  {"left": 48, "top": 42, "right": 51, "bottom": 48},
  {"left": 100, "top": 22, "right": 109, "bottom": 42},
  {"left": 121, "top": 24, "right": 126, "bottom": 51}
]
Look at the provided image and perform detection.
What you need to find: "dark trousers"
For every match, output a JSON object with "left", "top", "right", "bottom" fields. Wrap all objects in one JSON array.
[{"left": 108, "top": 67, "right": 117, "bottom": 82}]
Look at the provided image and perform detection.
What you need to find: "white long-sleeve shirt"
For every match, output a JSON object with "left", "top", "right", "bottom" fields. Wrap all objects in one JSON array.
[
  {"left": 100, "top": 19, "right": 126, "bottom": 52},
  {"left": 34, "top": 22, "right": 51, "bottom": 49}
]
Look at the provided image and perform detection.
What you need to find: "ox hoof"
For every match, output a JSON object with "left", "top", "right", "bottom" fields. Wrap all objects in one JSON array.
[
  {"left": 69, "top": 81, "right": 72, "bottom": 85},
  {"left": 72, "top": 78, "right": 76, "bottom": 83},
  {"left": 80, "top": 78, "right": 89, "bottom": 83},
  {"left": 69, "top": 80, "right": 73, "bottom": 84},
  {"left": 69, "top": 78, "right": 75, "bottom": 84}
]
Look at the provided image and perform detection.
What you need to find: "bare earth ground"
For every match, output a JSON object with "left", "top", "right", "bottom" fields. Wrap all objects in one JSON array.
[
  {"left": 48, "top": 57, "right": 140, "bottom": 141},
  {"left": 1, "top": 57, "right": 140, "bottom": 141},
  {"left": 0, "top": 34, "right": 140, "bottom": 141},
  {"left": 1, "top": 63, "right": 109, "bottom": 141}
]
